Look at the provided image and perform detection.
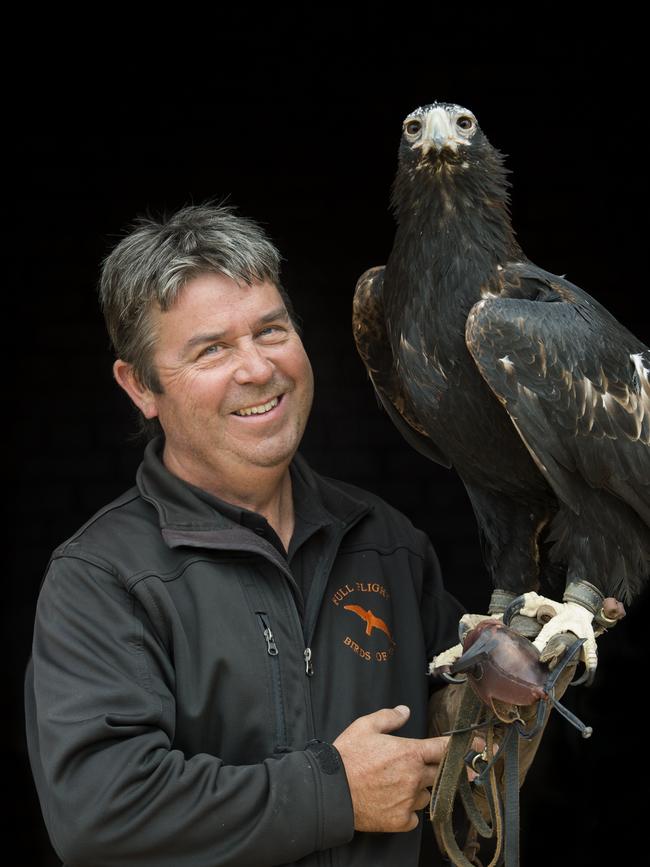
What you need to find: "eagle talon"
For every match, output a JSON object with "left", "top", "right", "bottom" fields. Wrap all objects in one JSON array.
[
  {"left": 441, "top": 671, "right": 468, "bottom": 685},
  {"left": 502, "top": 594, "right": 526, "bottom": 626},
  {"left": 570, "top": 666, "right": 595, "bottom": 688},
  {"left": 429, "top": 641, "right": 464, "bottom": 677}
]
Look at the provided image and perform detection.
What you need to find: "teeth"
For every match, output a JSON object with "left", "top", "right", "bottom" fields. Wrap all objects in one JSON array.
[{"left": 234, "top": 397, "right": 279, "bottom": 417}]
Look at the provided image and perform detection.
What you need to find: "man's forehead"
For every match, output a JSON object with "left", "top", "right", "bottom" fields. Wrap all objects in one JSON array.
[{"left": 155, "top": 276, "right": 285, "bottom": 320}]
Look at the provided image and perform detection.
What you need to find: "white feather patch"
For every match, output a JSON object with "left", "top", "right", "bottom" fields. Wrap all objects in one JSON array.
[{"left": 498, "top": 355, "right": 515, "bottom": 374}]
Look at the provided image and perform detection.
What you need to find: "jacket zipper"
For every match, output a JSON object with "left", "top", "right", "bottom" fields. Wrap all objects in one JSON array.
[
  {"left": 301, "top": 514, "right": 367, "bottom": 684},
  {"left": 258, "top": 611, "right": 278, "bottom": 656},
  {"left": 303, "top": 647, "right": 314, "bottom": 677},
  {"left": 256, "top": 612, "right": 288, "bottom": 747}
]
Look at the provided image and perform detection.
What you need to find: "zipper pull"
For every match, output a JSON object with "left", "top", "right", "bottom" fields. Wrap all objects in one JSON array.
[
  {"left": 257, "top": 613, "right": 279, "bottom": 656},
  {"left": 264, "top": 627, "right": 279, "bottom": 656},
  {"left": 304, "top": 647, "right": 314, "bottom": 677}
]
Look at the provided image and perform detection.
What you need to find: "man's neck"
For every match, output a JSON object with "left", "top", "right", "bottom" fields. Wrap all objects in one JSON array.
[
  {"left": 163, "top": 447, "right": 296, "bottom": 551},
  {"left": 219, "top": 468, "right": 295, "bottom": 551}
]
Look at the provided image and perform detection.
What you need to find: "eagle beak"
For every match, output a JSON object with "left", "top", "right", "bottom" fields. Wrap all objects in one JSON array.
[
  {"left": 422, "top": 136, "right": 445, "bottom": 155},
  {"left": 427, "top": 131, "right": 449, "bottom": 152},
  {"left": 421, "top": 111, "right": 460, "bottom": 155}
]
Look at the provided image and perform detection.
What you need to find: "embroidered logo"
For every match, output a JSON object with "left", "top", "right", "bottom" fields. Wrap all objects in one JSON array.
[
  {"left": 331, "top": 580, "right": 397, "bottom": 663},
  {"left": 344, "top": 605, "right": 395, "bottom": 644}
]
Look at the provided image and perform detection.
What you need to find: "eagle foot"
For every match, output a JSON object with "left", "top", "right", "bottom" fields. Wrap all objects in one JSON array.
[
  {"left": 502, "top": 584, "right": 626, "bottom": 686},
  {"left": 534, "top": 606, "right": 599, "bottom": 686},
  {"left": 428, "top": 642, "right": 464, "bottom": 680},
  {"left": 432, "top": 584, "right": 625, "bottom": 686},
  {"left": 429, "top": 612, "right": 504, "bottom": 680}
]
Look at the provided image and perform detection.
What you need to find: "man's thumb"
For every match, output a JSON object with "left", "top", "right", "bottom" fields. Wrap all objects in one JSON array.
[{"left": 370, "top": 705, "right": 411, "bottom": 734}]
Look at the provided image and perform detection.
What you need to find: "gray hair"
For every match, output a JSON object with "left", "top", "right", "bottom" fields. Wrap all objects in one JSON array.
[{"left": 99, "top": 203, "right": 295, "bottom": 393}]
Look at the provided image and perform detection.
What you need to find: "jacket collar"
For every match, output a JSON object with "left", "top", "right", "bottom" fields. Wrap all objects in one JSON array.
[{"left": 136, "top": 437, "right": 371, "bottom": 552}]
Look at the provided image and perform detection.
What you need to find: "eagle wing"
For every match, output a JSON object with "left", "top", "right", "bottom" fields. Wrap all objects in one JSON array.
[
  {"left": 465, "top": 264, "right": 650, "bottom": 525},
  {"left": 353, "top": 266, "right": 451, "bottom": 468},
  {"left": 344, "top": 605, "right": 369, "bottom": 618}
]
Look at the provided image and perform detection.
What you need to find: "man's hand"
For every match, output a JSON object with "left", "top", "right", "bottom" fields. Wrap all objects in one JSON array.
[{"left": 332, "top": 705, "right": 449, "bottom": 833}]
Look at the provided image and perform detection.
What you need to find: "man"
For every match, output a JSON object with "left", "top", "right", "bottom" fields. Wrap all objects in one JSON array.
[{"left": 25, "top": 204, "right": 464, "bottom": 866}]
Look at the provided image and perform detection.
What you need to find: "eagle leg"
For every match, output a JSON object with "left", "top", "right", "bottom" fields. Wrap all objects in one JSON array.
[{"left": 463, "top": 482, "right": 554, "bottom": 597}]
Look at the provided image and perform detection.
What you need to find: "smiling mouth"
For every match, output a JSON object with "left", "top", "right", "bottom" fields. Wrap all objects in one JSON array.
[{"left": 232, "top": 395, "right": 282, "bottom": 417}]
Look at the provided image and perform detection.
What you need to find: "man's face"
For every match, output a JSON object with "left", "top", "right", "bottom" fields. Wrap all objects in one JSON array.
[{"left": 142, "top": 273, "right": 314, "bottom": 490}]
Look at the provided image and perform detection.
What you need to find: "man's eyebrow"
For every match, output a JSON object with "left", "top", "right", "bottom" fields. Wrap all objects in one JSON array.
[
  {"left": 183, "top": 307, "right": 290, "bottom": 351},
  {"left": 184, "top": 330, "right": 227, "bottom": 350},
  {"left": 258, "top": 307, "right": 290, "bottom": 325}
]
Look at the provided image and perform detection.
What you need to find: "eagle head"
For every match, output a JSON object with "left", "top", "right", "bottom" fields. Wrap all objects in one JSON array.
[
  {"left": 391, "top": 101, "right": 511, "bottom": 220},
  {"left": 399, "top": 101, "right": 483, "bottom": 169}
]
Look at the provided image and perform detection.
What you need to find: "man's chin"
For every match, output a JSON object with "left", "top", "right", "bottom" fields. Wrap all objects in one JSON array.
[
  {"left": 241, "top": 442, "right": 300, "bottom": 470},
  {"left": 230, "top": 419, "right": 307, "bottom": 469}
]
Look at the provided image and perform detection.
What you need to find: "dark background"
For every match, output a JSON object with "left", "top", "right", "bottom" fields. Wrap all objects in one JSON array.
[{"left": 8, "top": 16, "right": 644, "bottom": 866}]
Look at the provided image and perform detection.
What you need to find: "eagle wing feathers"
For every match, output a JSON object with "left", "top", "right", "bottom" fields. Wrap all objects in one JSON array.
[
  {"left": 353, "top": 266, "right": 451, "bottom": 468},
  {"left": 466, "top": 274, "right": 650, "bottom": 526}
]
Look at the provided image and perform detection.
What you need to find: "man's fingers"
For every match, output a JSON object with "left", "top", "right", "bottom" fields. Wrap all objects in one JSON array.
[
  {"left": 405, "top": 812, "right": 420, "bottom": 832},
  {"left": 414, "top": 788, "right": 432, "bottom": 811},
  {"left": 419, "top": 762, "right": 440, "bottom": 790},
  {"left": 334, "top": 709, "right": 453, "bottom": 834},
  {"left": 420, "top": 735, "right": 450, "bottom": 766},
  {"left": 365, "top": 705, "right": 411, "bottom": 734}
]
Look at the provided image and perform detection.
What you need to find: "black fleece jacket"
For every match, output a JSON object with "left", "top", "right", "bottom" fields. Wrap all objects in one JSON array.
[{"left": 25, "top": 440, "right": 463, "bottom": 867}]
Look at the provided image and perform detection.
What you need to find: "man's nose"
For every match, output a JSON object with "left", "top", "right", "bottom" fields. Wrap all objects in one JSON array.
[{"left": 232, "top": 342, "right": 275, "bottom": 385}]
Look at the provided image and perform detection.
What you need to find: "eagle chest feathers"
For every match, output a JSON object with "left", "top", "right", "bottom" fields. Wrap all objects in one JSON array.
[{"left": 387, "top": 273, "right": 540, "bottom": 491}]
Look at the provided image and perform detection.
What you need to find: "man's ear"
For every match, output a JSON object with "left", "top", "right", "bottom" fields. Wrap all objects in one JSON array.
[{"left": 113, "top": 360, "right": 160, "bottom": 419}]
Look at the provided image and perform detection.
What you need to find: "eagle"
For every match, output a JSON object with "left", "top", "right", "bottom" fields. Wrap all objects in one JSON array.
[{"left": 353, "top": 102, "right": 649, "bottom": 680}]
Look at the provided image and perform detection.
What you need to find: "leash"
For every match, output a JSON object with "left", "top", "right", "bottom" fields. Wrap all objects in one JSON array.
[{"left": 429, "top": 636, "right": 588, "bottom": 866}]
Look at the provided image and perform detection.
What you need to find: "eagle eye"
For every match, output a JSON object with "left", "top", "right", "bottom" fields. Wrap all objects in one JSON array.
[
  {"left": 405, "top": 120, "right": 422, "bottom": 136},
  {"left": 457, "top": 116, "right": 474, "bottom": 131}
]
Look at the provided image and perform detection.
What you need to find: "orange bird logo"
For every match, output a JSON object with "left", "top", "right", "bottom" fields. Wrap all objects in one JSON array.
[{"left": 344, "top": 605, "right": 395, "bottom": 644}]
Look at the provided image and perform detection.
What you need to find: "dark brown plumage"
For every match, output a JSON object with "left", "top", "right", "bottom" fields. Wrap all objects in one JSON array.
[{"left": 353, "top": 102, "right": 649, "bottom": 610}]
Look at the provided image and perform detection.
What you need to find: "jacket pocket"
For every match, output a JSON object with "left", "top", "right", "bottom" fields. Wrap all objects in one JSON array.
[{"left": 256, "top": 611, "right": 289, "bottom": 750}]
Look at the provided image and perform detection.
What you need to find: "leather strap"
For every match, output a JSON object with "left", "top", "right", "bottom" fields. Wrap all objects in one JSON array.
[
  {"left": 428, "top": 639, "right": 584, "bottom": 867},
  {"left": 563, "top": 580, "right": 604, "bottom": 614}
]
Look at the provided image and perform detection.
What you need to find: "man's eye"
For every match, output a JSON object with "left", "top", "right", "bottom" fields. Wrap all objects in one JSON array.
[
  {"left": 200, "top": 344, "right": 223, "bottom": 357},
  {"left": 258, "top": 326, "right": 285, "bottom": 339}
]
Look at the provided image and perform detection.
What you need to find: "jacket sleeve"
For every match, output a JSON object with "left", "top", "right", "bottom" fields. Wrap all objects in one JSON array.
[{"left": 25, "top": 554, "right": 354, "bottom": 867}]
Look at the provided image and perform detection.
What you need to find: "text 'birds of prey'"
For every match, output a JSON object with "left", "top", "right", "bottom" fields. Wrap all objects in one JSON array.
[{"left": 353, "top": 102, "right": 649, "bottom": 680}]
